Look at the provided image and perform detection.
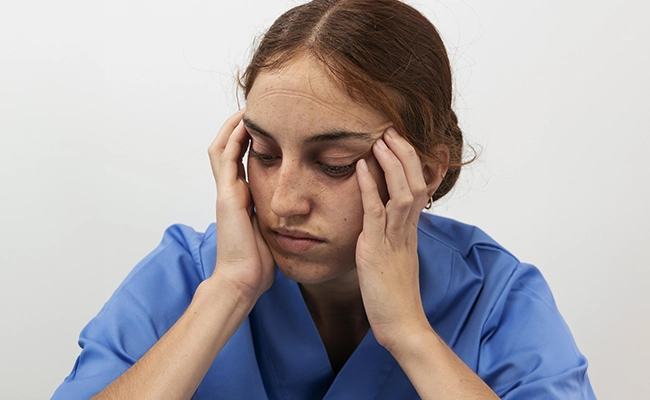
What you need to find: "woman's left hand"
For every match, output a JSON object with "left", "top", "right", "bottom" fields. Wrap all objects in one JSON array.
[{"left": 355, "top": 127, "right": 435, "bottom": 354}]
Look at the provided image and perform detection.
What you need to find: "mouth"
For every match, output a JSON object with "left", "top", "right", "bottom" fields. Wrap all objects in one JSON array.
[{"left": 271, "top": 228, "right": 324, "bottom": 253}]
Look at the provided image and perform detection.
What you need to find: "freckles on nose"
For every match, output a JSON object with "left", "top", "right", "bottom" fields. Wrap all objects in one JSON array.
[{"left": 270, "top": 164, "right": 311, "bottom": 216}]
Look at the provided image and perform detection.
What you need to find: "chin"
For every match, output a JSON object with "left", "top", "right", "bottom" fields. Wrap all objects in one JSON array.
[{"left": 274, "top": 255, "right": 356, "bottom": 285}]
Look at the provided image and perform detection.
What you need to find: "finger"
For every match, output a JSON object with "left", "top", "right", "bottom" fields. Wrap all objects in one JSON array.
[
  {"left": 356, "top": 158, "right": 386, "bottom": 239},
  {"left": 383, "top": 128, "right": 429, "bottom": 224},
  {"left": 372, "top": 137, "right": 413, "bottom": 232},
  {"left": 208, "top": 109, "right": 246, "bottom": 181},
  {"left": 219, "top": 120, "right": 249, "bottom": 187}
]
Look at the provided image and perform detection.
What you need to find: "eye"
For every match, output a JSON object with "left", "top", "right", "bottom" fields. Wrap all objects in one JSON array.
[
  {"left": 249, "top": 148, "right": 279, "bottom": 164},
  {"left": 317, "top": 162, "right": 357, "bottom": 178}
]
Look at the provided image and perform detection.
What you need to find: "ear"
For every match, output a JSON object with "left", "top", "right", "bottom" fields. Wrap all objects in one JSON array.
[{"left": 421, "top": 144, "right": 450, "bottom": 197}]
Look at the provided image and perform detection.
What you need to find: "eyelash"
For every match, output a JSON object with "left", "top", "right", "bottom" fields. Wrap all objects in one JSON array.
[
  {"left": 248, "top": 148, "right": 279, "bottom": 163},
  {"left": 249, "top": 148, "right": 357, "bottom": 178}
]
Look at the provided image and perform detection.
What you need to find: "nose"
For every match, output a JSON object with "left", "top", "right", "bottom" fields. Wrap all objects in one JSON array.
[{"left": 270, "top": 159, "right": 311, "bottom": 218}]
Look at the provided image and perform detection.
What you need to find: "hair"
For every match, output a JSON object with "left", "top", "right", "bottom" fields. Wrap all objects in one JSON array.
[{"left": 239, "top": 0, "right": 471, "bottom": 201}]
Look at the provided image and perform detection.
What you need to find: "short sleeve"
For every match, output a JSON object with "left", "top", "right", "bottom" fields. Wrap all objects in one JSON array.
[
  {"left": 479, "top": 263, "right": 596, "bottom": 399},
  {"left": 52, "top": 224, "right": 210, "bottom": 399}
]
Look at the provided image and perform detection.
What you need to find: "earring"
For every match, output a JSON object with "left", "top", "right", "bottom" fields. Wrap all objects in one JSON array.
[
  {"left": 425, "top": 194, "right": 434, "bottom": 210},
  {"left": 424, "top": 171, "right": 445, "bottom": 210}
]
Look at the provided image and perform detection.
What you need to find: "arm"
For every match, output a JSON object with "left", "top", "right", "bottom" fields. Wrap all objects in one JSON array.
[
  {"left": 92, "top": 279, "right": 253, "bottom": 399},
  {"left": 355, "top": 128, "right": 499, "bottom": 399},
  {"left": 89, "top": 110, "right": 275, "bottom": 399},
  {"left": 389, "top": 326, "right": 499, "bottom": 399}
]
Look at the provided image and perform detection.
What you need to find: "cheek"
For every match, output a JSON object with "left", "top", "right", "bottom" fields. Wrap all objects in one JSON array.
[
  {"left": 328, "top": 178, "right": 365, "bottom": 232},
  {"left": 247, "top": 162, "right": 269, "bottom": 204}
]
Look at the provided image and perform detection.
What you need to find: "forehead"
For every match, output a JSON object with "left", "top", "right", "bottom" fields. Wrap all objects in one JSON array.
[{"left": 245, "top": 55, "right": 391, "bottom": 136}]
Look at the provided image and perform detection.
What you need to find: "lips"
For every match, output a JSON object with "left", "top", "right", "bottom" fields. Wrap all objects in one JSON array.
[{"left": 272, "top": 228, "right": 324, "bottom": 253}]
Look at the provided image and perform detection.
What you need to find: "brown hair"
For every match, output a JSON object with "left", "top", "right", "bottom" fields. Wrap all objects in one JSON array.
[{"left": 239, "top": 0, "right": 469, "bottom": 201}]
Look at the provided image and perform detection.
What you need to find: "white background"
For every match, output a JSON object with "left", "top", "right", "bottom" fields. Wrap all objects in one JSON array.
[{"left": 1, "top": 0, "right": 648, "bottom": 398}]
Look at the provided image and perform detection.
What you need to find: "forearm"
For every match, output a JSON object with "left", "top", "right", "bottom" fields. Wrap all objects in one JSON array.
[
  {"left": 389, "top": 327, "right": 500, "bottom": 400},
  {"left": 92, "top": 277, "right": 254, "bottom": 400}
]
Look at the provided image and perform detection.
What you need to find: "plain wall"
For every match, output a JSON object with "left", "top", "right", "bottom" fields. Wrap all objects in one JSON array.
[{"left": 1, "top": 0, "right": 648, "bottom": 398}]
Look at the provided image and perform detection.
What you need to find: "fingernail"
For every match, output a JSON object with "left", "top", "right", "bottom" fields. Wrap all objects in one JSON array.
[
  {"left": 357, "top": 158, "right": 369, "bottom": 172},
  {"left": 386, "top": 127, "right": 398, "bottom": 139},
  {"left": 376, "top": 138, "right": 388, "bottom": 150}
]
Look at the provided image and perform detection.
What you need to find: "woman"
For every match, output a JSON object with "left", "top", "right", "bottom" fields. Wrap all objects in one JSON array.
[{"left": 53, "top": 0, "right": 596, "bottom": 398}]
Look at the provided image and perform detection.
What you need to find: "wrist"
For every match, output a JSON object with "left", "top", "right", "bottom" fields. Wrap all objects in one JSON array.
[
  {"left": 194, "top": 276, "right": 259, "bottom": 316},
  {"left": 384, "top": 323, "right": 441, "bottom": 362}
]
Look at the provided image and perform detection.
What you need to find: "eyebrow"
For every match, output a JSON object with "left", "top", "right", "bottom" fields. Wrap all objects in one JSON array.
[{"left": 243, "top": 117, "right": 377, "bottom": 144}]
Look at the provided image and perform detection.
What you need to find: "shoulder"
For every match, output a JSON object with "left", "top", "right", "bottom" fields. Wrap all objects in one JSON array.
[
  {"left": 416, "top": 213, "right": 521, "bottom": 298},
  {"left": 416, "top": 213, "right": 526, "bottom": 339},
  {"left": 416, "top": 214, "right": 595, "bottom": 399},
  {"left": 416, "top": 213, "right": 552, "bottom": 323},
  {"left": 52, "top": 223, "right": 218, "bottom": 399},
  {"left": 417, "top": 212, "right": 517, "bottom": 261},
  {"left": 126, "top": 223, "right": 215, "bottom": 278}
]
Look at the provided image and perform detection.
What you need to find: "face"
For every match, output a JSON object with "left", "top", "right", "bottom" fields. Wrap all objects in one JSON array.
[{"left": 245, "top": 55, "right": 391, "bottom": 285}]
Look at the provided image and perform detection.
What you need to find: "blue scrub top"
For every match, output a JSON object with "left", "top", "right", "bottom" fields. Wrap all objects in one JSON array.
[{"left": 52, "top": 214, "right": 596, "bottom": 399}]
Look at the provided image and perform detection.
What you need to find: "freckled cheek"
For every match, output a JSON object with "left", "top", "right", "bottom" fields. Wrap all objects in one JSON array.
[
  {"left": 329, "top": 179, "right": 365, "bottom": 232},
  {"left": 247, "top": 163, "right": 272, "bottom": 206}
]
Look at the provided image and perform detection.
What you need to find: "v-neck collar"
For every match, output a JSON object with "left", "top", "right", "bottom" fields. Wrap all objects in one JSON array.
[
  {"left": 250, "top": 270, "right": 398, "bottom": 399},
  {"left": 244, "top": 219, "right": 454, "bottom": 399}
]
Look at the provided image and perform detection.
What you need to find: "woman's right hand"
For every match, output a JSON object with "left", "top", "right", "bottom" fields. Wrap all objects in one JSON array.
[
  {"left": 208, "top": 110, "right": 275, "bottom": 302},
  {"left": 91, "top": 111, "right": 276, "bottom": 400}
]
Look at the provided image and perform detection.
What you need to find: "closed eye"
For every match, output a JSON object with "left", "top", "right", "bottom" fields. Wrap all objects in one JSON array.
[
  {"left": 250, "top": 147, "right": 358, "bottom": 179},
  {"left": 249, "top": 148, "right": 279, "bottom": 164},
  {"left": 317, "top": 162, "right": 356, "bottom": 178}
]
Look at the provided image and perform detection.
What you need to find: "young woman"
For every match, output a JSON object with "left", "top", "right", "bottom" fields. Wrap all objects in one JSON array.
[{"left": 53, "top": 0, "right": 596, "bottom": 398}]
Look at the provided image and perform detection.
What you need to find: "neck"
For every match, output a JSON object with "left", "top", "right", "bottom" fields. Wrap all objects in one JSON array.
[
  {"left": 298, "top": 271, "right": 370, "bottom": 374},
  {"left": 298, "top": 270, "right": 366, "bottom": 323}
]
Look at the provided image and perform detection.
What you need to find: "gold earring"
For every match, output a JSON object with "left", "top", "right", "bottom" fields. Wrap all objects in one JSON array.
[{"left": 425, "top": 194, "right": 434, "bottom": 210}]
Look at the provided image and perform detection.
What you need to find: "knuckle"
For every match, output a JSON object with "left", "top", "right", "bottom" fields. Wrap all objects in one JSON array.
[
  {"left": 403, "top": 144, "right": 418, "bottom": 158},
  {"left": 393, "top": 193, "right": 414, "bottom": 209},
  {"left": 207, "top": 144, "right": 221, "bottom": 158},
  {"left": 413, "top": 184, "right": 427, "bottom": 199},
  {"left": 368, "top": 202, "right": 385, "bottom": 217}
]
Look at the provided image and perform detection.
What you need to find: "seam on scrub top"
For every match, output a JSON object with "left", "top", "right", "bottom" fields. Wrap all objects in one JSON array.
[
  {"left": 479, "top": 262, "right": 520, "bottom": 341},
  {"left": 418, "top": 218, "right": 520, "bottom": 263},
  {"left": 510, "top": 264, "right": 585, "bottom": 363},
  {"left": 372, "top": 361, "right": 401, "bottom": 399},
  {"left": 417, "top": 224, "right": 458, "bottom": 254}
]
